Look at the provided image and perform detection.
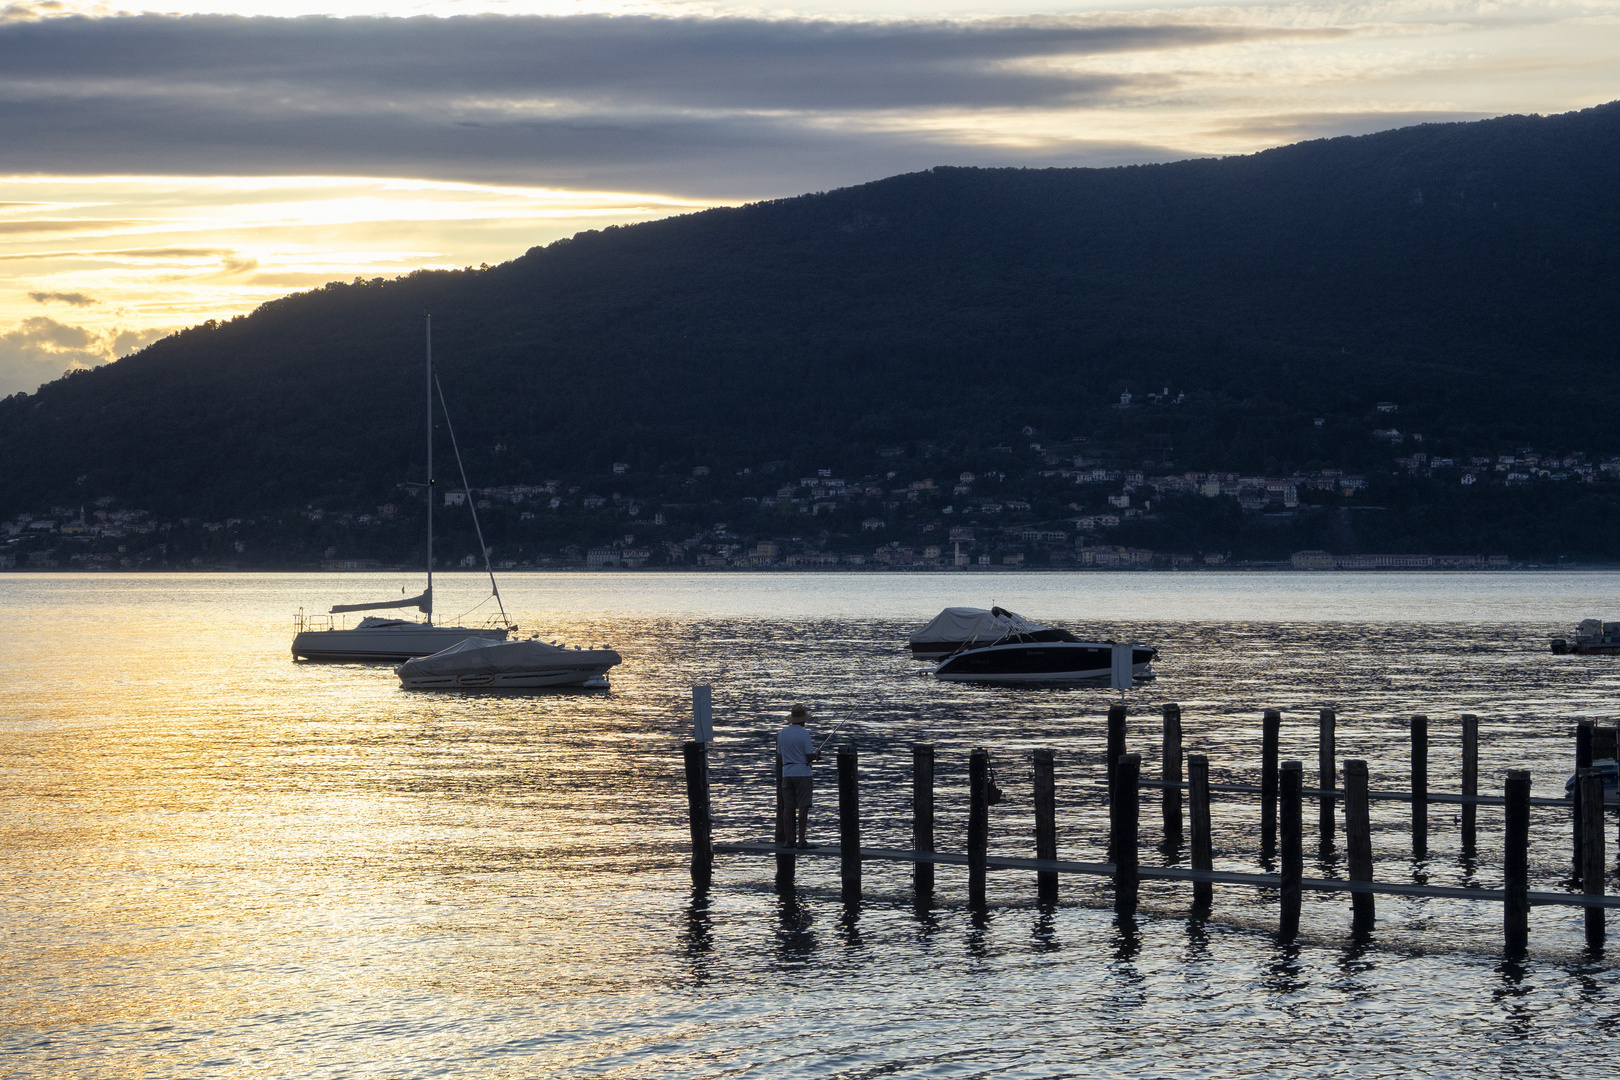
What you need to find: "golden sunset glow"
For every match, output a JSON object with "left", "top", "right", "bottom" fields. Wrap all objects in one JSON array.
[{"left": 0, "top": 176, "right": 720, "bottom": 394}]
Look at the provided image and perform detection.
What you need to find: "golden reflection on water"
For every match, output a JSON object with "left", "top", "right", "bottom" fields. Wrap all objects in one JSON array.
[{"left": 6, "top": 571, "right": 1620, "bottom": 1076}]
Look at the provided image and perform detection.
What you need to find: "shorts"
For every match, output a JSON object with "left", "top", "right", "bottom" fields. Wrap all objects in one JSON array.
[{"left": 784, "top": 775, "right": 813, "bottom": 809}]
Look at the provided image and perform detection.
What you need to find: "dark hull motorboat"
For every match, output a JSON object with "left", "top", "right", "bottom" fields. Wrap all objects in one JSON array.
[
  {"left": 933, "top": 640, "right": 1157, "bottom": 683},
  {"left": 1566, "top": 759, "right": 1620, "bottom": 804}
]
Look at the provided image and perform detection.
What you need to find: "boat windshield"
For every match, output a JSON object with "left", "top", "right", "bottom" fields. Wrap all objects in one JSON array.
[{"left": 997, "top": 627, "right": 1081, "bottom": 645}]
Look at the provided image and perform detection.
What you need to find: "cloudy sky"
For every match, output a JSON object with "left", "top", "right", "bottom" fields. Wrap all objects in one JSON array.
[{"left": 0, "top": 0, "right": 1616, "bottom": 395}]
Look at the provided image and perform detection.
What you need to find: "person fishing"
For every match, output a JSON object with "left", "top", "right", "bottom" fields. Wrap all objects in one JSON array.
[{"left": 776, "top": 703, "right": 822, "bottom": 848}]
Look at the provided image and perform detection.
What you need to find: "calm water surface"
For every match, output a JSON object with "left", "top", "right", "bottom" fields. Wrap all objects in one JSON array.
[{"left": 5, "top": 571, "right": 1620, "bottom": 1077}]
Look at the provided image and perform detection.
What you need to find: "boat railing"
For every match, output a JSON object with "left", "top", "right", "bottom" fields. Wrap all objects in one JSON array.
[{"left": 294, "top": 608, "right": 333, "bottom": 634}]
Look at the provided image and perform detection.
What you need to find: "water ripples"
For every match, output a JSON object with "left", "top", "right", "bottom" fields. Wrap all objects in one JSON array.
[{"left": 5, "top": 572, "right": 1620, "bottom": 1076}]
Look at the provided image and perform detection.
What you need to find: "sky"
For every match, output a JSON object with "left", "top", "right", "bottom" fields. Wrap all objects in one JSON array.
[{"left": 0, "top": 0, "right": 1616, "bottom": 396}]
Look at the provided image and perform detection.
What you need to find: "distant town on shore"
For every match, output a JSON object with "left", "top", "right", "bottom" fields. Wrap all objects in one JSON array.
[{"left": 2, "top": 422, "right": 1595, "bottom": 571}]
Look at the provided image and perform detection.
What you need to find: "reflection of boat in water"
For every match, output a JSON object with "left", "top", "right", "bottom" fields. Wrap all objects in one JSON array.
[
  {"left": 1551, "top": 619, "right": 1620, "bottom": 655},
  {"left": 916, "top": 606, "right": 1158, "bottom": 683},
  {"left": 292, "top": 316, "right": 511, "bottom": 662},
  {"left": 396, "top": 637, "right": 622, "bottom": 690}
]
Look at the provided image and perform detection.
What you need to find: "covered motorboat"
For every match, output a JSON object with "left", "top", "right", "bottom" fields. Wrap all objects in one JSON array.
[
  {"left": 909, "top": 606, "right": 1039, "bottom": 658},
  {"left": 396, "top": 636, "right": 622, "bottom": 690}
]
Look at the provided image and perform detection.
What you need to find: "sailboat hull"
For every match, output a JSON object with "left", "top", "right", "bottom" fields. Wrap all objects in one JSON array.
[{"left": 292, "top": 625, "right": 507, "bottom": 661}]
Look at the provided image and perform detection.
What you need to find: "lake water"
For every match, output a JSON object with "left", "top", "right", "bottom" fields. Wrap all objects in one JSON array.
[{"left": 5, "top": 570, "right": 1620, "bottom": 1077}]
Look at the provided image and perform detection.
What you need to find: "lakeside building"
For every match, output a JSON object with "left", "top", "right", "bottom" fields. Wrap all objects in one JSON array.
[{"left": 1291, "top": 551, "right": 1512, "bottom": 569}]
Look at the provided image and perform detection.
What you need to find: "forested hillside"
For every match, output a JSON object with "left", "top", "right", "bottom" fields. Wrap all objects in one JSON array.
[{"left": 4, "top": 101, "right": 1620, "bottom": 568}]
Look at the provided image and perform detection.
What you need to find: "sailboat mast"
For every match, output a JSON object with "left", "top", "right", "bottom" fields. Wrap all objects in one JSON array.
[{"left": 425, "top": 314, "right": 434, "bottom": 625}]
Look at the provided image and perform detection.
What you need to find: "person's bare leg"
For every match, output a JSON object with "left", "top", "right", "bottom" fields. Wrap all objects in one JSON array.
[{"left": 797, "top": 806, "right": 810, "bottom": 846}]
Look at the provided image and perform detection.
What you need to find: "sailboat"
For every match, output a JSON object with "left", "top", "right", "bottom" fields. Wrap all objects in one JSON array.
[{"left": 291, "top": 316, "right": 513, "bottom": 662}]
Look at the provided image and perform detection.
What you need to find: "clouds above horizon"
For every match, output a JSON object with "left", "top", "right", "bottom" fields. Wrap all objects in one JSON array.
[{"left": 0, "top": 9, "right": 1530, "bottom": 193}]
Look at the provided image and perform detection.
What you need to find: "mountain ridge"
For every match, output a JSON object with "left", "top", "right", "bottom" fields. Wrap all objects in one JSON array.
[{"left": 4, "top": 101, "right": 1620, "bottom": 565}]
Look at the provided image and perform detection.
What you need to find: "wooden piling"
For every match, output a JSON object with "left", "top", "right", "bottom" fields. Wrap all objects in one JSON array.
[
  {"left": 1280, "top": 759, "right": 1303, "bottom": 938},
  {"left": 1318, "top": 709, "right": 1337, "bottom": 844},
  {"left": 1261, "top": 709, "right": 1280, "bottom": 857},
  {"left": 1345, "top": 758, "right": 1374, "bottom": 929},
  {"left": 969, "top": 749, "right": 989, "bottom": 909},
  {"left": 1581, "top": 768, "right": 1606, "bottom": 948},
  {"left": 1503, "top": 769, "right": 1530, "bottom": 954},
  {"left": 1113, "top": 752, "right": 1141, "bottom": 916},
  {"left": 1033, "top": 748, "right": 1058, "bottom": 903},
  {"left": 912, "top": 743, "right": 935, "bottom": 898},
  {"left": 1596, "top": 723, "right": 1618, "bottom": 762},
  {"left": 1411, "top": 715, "right": 1429, "bottom": 860},
  {"left": 1106, "top": 703, "right": 1127, "bottom": 799},
  {"left": 1162, "top": 704, "right": 1183, "bottom": 842},
  {"left": 1575, "top": 720, "right": 1594, "bottom": 880},
  {"left": 838, "top": 746, "right": 860, "bottom": 904},
  {"left": 1460, "top": 714, "right": 1479, "bottom": 855},
  {"left": 774, "top": 753, "right": 794, "bottom": 886},
  {"left": 1188, "top": 752, "right": 1213, "bottom": 910},
  {"left": 683, "top": 741, "right": 713, "bottom": 888}
]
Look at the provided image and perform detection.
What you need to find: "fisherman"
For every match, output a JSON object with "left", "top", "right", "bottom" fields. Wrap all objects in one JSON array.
[{"left": 776, "top": 703, "right": 821, "bottom": 848}]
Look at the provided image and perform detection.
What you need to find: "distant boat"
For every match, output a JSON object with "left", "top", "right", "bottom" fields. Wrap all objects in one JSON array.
[
  {"left": 396, "top": 636, "right": 622, "bottom": 690},
  {"left": 1551, "top": 619, "right": 1620, "bottom": 655},
  {"left": 291, "top": 316, "right": 511, "bottom": 662}
]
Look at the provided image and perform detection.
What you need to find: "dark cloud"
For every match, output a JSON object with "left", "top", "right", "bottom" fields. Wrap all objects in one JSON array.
[
  {"left": 0, "top": 14, "right": 1284, "bottom": 109},
  {"left": 0, "top": 13, "right": 1301, "bottom": 194},
  {"left": 28, "top": 290, "right": 96, "bottom": 305}
]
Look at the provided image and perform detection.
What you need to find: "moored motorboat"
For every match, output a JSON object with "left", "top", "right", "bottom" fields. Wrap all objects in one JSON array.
[
  {"left": 1551, "top": 619, "right": 1620, "bottom": 655},
  {"left": 396, "top": 636, "right": 622, "bottom": 690},
  {"left": 933, "top": 637, "right": 1158, "bottom": 683},
  {"left": 919, "top": 607, "right": 1157, "bottom": 683}
]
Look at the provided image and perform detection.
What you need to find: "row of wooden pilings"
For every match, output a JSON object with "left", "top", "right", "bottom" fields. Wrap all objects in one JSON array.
[{"left": 686, "top": 705, "right": 1620, "bottom": 954}]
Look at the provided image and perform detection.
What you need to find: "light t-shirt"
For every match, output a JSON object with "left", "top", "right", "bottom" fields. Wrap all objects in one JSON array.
[{"left": 777, "top": 723, "right": 815, "bottom": 777}]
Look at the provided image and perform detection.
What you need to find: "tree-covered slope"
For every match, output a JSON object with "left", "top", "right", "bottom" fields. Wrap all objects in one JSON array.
[{"left": 3, "top": 101, "right": 1618, "bottom": 536}]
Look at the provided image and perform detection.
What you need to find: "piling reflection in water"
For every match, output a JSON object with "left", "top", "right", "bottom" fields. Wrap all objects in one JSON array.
[{"left": 6, "top": 572, "right": 1620, "bottom": 1076}]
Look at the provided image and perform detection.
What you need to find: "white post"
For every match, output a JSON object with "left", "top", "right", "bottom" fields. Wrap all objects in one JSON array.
[
  {"left": 1110, "top": 643, "right": 1133, "bottom": 689},
  {"left": 692, "top": 684, "right": 713, "bottom": 743}
]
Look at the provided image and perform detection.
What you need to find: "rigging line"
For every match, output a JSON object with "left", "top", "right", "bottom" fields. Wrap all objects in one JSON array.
[
  {"left": 453, "top": 593, "right": 497, "bottom": 625},
  {"left": 433, "top": 367, "right": 510, "bottom": 628}
]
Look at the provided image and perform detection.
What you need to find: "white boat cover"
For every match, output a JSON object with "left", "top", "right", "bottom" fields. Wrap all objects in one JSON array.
[
  {"left": 398, "top": 635, "right": 620, "bottom": 677},
  {"left": 908, "top": 606, "right": 1037, "bottom": 646}
]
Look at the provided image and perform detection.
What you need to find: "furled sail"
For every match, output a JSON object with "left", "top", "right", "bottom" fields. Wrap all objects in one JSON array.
[{"left": 330, "top": 588, "right": 432, "bottom": 615}]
